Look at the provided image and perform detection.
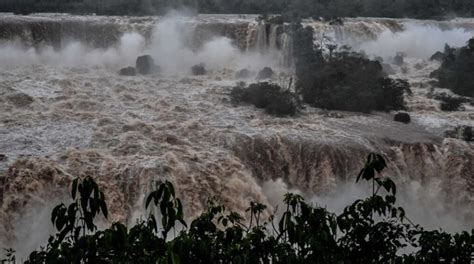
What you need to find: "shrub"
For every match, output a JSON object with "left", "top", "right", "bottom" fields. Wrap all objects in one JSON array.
[
  {"left": 231, "top": 82, "right": 299, "bottom": 116},
  {"left": 292, "top": 23, "right": 409, "bottom": 113}
]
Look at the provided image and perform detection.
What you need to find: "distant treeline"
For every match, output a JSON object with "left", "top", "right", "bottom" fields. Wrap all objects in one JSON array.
[{"left": 1, "top": 0, "right": 474, "bottom": 18}]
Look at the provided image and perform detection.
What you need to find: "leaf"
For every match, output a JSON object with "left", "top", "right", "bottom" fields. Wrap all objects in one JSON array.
[
  {"left": 356, "top": 168, "right": 364, "bottom": 183},
  {"left": 166, "top": 181, "right": 175, "bottom": 197},
  {"left": 71, "top": 178, "right": 78, "bottom": 200},
  {"left": 99, "top": 199, "right": 108, "bottom": 219},
  {"left": 382, "top": 178, "right": 397, "bottom": 196},
  {"left": 51, "top": 204, "right": 64, "bottom": 225},
  {"left": 146, "top": 191, "right": 155, "bottom": 209}
]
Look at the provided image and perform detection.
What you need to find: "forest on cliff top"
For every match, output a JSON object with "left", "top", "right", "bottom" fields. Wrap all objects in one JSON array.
[{"left": 2, "top": 0, "right": 474, "bottom": 19}]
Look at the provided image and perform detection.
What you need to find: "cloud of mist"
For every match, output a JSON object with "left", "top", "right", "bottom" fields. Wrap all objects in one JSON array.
[
  {"left": 262, "top": 178, "right": 472, "bottom": 233},
  {"left": 148, "top": 13, "right": 280, "bottom": 73},
  {"left": 356, "top": 23, "right": 473, "bottom": 59},
  {"left": 8, "top": 196, "right": 66, "bottom": 259}
]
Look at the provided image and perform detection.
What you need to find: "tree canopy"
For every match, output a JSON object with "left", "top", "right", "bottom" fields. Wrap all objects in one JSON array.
[{"left": 1, "top": 0, "right": 474, "bottom": 18}]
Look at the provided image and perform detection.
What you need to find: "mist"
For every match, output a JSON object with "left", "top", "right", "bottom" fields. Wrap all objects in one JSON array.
[
  {"left": 0, "top": 32, "right": 145, "bottom": 68},
  {"left": 262, "top": 177, "right": 472, "bottom": 233},
  {"left": 356, "top": 23, "right": 473, "bottom": 59}
]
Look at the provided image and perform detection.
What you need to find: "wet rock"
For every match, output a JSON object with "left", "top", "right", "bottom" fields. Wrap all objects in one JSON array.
[
  {"left": 191, "top": 64, "right": 207, "bottom": 75},
  {"left": 430, "top": 51, "right": 445, "bottom": 62},
  {"left": 136, "top": 55, "right": 155, "bottom": 75},
  {"left": 0, "top": 154, "right": 7, "bottom": 162},
  {"left": 434, "top": 93, "right": 468, "bottom": 111},
  {"left": 7, "top": 92, "right": 34, "bottom": 107},
  {"left": 392, "top": 52, "right": 404, "bottom": 66},
  {"left": 235, "top": 68, "right": 251, "bottom": 79},
  {"left": 445, "top": 126, "right": 473, "bottom": 142},
  {"left": 462, "top": 126, "right": 473, "bottom": 141},
  {"left": 256, "top": 67, "right": 274, "bottom": 80},
  {"left": 119, "top": 67, "right": 136, "bottom": 76},
  {"left": 394, "top": 112, "right": 411, "bottom": 124}
]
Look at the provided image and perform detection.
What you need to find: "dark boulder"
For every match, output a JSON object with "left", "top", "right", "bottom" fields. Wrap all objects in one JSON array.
[
  {"left": 256, "top": 67, "right": 274, "bottom": 80},
  {"left": 462, "top": 126, "right": 473, "bottom": 141},
  {"left": 136, "top": 55, "right": 155, "bottom": 75},
  {"left": 235, "top": 69, "right": 251, "bottom": 79},
  {"left": 430, "top": 51, "right": 445, "bottom": 62},
  {"left": 191, "top": 64, "right": 207, "bottom": 75},
  {"left": 7, "top": 92, "right": 34, "bottom": 107},
  {"left": 394, "top": 112, "right": 411, "bottom": 124},
  {"left": 392, "top": 52, "right": 404, "bottom": 66},
  {"left": 434, "top": 93, "right": 468, "bottom": 111},
  {"left": 119, "top": 67, "right": 137, "bottom": 76}
]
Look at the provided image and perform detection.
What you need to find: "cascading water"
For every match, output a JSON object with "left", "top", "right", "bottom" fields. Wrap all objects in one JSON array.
[{"left": 0, "top": 13, "right": 473, "bottom": 256}]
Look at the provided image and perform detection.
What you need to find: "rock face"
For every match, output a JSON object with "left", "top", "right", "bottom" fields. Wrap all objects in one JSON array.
[
  {"left": 235, "top": 69, "right": 251, "bottom": 79},
  {"left": 430, "top": 51, "right": 445, "bottom": 61},
  {"left": 136, "top": 55, "right": 155, "bottom": 75},
  {"left": 119, "top": 67, "right": 137, "bottom": 76},
  {"left": 256, "top": 67, "right": 274, "bottom": 80},
  {"left": 430, "top": 39, "right": 474, "bottom": 98},
  {"left": 394, "top": 112, "right": 411, "bottom": 124},
  {"left": 191, "top": 64, "right": 207, "bottom": 75}
]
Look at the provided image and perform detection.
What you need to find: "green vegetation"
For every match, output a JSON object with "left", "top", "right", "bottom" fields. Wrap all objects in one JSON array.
[
  {"left": 431, "top": 39, "right": 474, "bottom": 98},
  {"left": 231, "top": 82, "right": 300, "bottom": 116},
  {"left": 2, "top": 154, "right": 472, "bottom": 263},
  {"left": 292, "top": 23, "right": 410, "bottom": 113},
  {"left": 2, "top": 0, "right": 474, "bottom": 18}
]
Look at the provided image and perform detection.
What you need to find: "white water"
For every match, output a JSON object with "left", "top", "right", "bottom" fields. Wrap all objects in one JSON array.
[{"left": 356, "top": 23, "right": 473, "bottom": 59}]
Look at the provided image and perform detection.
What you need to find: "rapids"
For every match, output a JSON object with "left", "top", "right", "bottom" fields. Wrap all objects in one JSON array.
[{"left": 0, "top": 13, "right": 472, "bottom": 256}]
